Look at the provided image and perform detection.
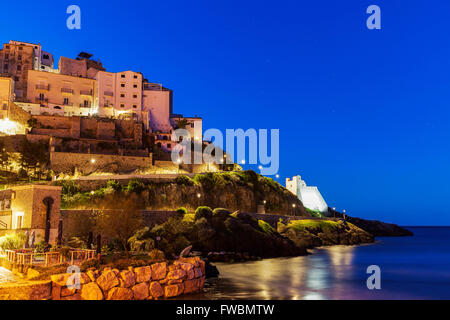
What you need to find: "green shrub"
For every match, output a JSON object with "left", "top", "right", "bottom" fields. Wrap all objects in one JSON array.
[
  {"left": 0, "top": 233, "right": 27, "bottom": 250},
  {"left": 213, "top": 208, "right": 231, "bottom": 219},
  {"left": 258, "top": 220, "right": 276, "bottom": 235},
  {"left": 106, "top": 180, "right": 122, "bottom": 192},
  {"left": 126, "top": 179, "right": 145, "bottom": 193},
  {"left": 194, "top": 206, "right": 213, "bottom": 221},
  {"left": 175, "top": 207, "right": 188, "bottom": 219},
  {"left": 175, "top": 175, "right": 194, "bottom": 186},
  {"left": 59, "top": 180, "right": 81, "bottom": 196}
]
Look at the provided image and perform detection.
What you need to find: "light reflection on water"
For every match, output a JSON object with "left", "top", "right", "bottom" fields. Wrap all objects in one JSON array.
[{"left": 200, "top": 228, "right": 450, "bottom": 300}]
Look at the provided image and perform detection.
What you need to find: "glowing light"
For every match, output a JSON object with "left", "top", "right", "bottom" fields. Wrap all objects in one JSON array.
[
  {"left": 258, "top": 165, "right": 263, "bottom": 170},
  {"left": 275, "top": 174, "right": 280, "bottom": 179},
  {"left": 241, "top": 160, "right": 245, "bottom": 164},
  {"left": 177, "top": 158, "right": 181, "bottom": 164},
  {"left": 263, "top": 200, "right": 267, "bottom": 204},
  {"left": 197, "top": 193, "right": 201, "bottom": 198},
  {"left": 91, "top": 159, "right": 96, "bottom": 164},
  {"left": 292, "top": 204, "right": 296, "bottom": 208}
]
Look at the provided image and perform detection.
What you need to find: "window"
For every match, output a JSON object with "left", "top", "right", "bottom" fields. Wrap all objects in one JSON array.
[
  {"left": 133, "top": 105, "right": 137, "bottom": 108},
  {"left": 18, "top": 46, "right": 23, "bottom": 51},
  {"left": 63, "top": 98, "right": 69, "bottom": 105},
  {"left": 167, "top": 144, "right": 171, "bottom": 148},
  {"left": 14, "top": 212, "right": 24, "bottom": 230},
  {"left": 18, "top": 54, "right": 22, "bottom": 60},
  {"left": 121, "top": 83, "right": 125, "bottom": 87},
  {"left": 133, "top": 84, "right": 138, "bottom": 88},
  {"left": 120, "top": 104, "right": 125, "bottom": 108},
  {"left": 121, "top": 74, "right": 125, "bottom": 78},
  {"left": 120, "top": 94, "right": 125, "bottom": 98},
  {"left": 133, "top": 75, "right": 138, "bottom": 79},
  {"left": 39, "top": 93, "right": 45, "bottom": 100},
  {"left": 2, "top": 103, "right": 7, "bottom": 110},
  {"left": 17, "top": 65, "right": 21, "bottom": 71},
  {"left": 133, "top": 94, "right": 137, "bottom": 99},
  {"left": 43, "top": 54, "right": 49, "bottom": 59},
  {"left": 3, "top": 64, "right": 8, "bottom": 71},
  {"left": 83, "top": 100, "right": 89, "bottom": 107},
  {"left": 4, "top": 54, "right": 8, "bottom": 59}
]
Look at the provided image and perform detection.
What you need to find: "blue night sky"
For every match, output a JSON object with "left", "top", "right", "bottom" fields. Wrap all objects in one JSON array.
[{"left": 1, "top": 1, "right": 449, "bottom": 225}]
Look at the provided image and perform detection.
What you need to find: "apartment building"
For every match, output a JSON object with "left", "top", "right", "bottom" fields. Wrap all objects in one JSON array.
[
  {"left": 26, "top": 70, "right": 97, "bottom": 117},
  {"left": 0, "top": 42, "right": 34, "bottom": 99},
  {"left": 96, "top": 70, "right": 143, "bottom": 120}
]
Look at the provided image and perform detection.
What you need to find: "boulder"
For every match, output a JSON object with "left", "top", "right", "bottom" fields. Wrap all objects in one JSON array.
[
  {"left": 96, "top": 270, "right": 119, "bottom": 291},
  {"left": 61, "top": 293, "right": 81, "bottom": 300},
  {"left": 119, "top": 270, "right": 136, "bottom": 288},
  {"left": 107, "top": 287, "right": 133, "bottom": 300},
  {"left": 80, "top": 282, "right": 103, "bottom": 300},
  {"left": 149, "top": 281, "right": 164, "bottom": 299},
  {"left": 183, "top": 279, "right": 199, "bottom": 294},
  {"left": 86, "top": 270, "right": 97, "bottom": 282},
  {"left": 150, "top": 262, "right": 167, "bottom": 280},
  {"left": 194, "top": 268, "right": 202, "bottom": 278},
  {"left": 27, "top": 268, "right": 40, "bottom": 280},
  {"left": 131, "top": 282, "right": 149, "bottom": 300},
  {"left": 134, "top": 266, "right": 152, "bottom": 283}
]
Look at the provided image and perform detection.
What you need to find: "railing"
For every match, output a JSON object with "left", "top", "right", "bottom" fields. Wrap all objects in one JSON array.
[
  {"left": 79, "top": 103, "right": 91, "bottom": 108},
  {"left": 3, "top": 249, "right": 96, "bottom": 267},
  {"left": 0, "top": 220, "right": 7, "bottom": 229},
  {"left": 36, "top": 84, "right": 49, "bottom": 90}
]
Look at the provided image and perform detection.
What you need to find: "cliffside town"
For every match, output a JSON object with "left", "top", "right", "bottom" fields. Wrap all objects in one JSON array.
[{"left": 0, "top": 40, "right": 209, "bottom": 176}]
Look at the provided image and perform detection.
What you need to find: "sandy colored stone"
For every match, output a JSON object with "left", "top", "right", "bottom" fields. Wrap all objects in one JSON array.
[
  {"left": 134, "top": 266, "right": 152, "bottom": 283},
  {"left": 50, "top": 273, "right": 72, "bottom": 287},
  {"left": 107, "top": 287, "right": 133, "bottom": 300},
  {"left": 131, "top": 282, "right": 149, "bottom": 300},
  {"left": 187, "top": 269, "right": 195, "bottom": 280},
  {"left": 81, "top": 282, "right": 103, "bottom": 300},
  {"left": 27, "top": 268, "right": 40, "bottom": 280},
  {"left": 119, "top": 270, "right": 136, "bottom": 288},
  {"left": 164, "top": 283, "right": 184, "bottom": 298},
  {"left": 96, "top": 270, "right": 119, "bottom": 291},
  {"left": 150, "top": 262, "right": 167, "bottom": 280},
  {"left": 167, "top": 269, "right": 186, "bottom": 280},
  {"left": 86, "top": 270, "right": 97, "bottom": 282},
  {"left": 149, "top": 281, "right": 164, "bottom": 298},
  {"left": 174, "top": 262, "right": 194, "bottom": 272}
]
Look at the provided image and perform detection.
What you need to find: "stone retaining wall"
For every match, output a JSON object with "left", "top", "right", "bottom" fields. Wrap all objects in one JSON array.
[{"left": 0, "top": 257, "right": 205, "bottom": 300}]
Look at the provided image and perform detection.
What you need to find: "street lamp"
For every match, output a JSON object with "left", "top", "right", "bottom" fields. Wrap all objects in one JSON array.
[
  {"left": 91, "top": 159, "right": 96, "bottom": 164},
  {"left": 343, "top": 209, "right": 346, "bottom": 220},
  {"left": 275, "top": 174, "right": 279, "bottom": 179},
  {"left": 332, "top": 207, "right": 336, "bottom": 218},
  {"left": 258, "top": 165, "right": 263, "bottom": 170}
]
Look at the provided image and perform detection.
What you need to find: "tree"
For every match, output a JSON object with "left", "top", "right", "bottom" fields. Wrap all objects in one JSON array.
[
  {"left": 19, "top": 139, "right": 49, "bottom": 180},
  {"left": 0, "top": 140, "right": 10, "bottom": 170},
  {"left": 96, "top": 196, "right": 143, "bottom": 257}
]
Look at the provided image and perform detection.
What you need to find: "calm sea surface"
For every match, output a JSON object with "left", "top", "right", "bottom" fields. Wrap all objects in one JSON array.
[{"left": 200, "top": 227, "right": 450, "bottom": 300}]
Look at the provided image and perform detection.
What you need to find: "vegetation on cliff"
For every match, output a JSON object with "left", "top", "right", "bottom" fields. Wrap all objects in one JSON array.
[{"left": 58, "top": 170, "right": 308, "bottom": 216}]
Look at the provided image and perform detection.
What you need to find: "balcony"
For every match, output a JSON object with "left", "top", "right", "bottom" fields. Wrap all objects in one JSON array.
[
  {"left": 61, "top": 88, "right": 73, "bottom": 94},
  {"left": 80, "top": 89, "right": 93, "bottom": 96},
  {"left": 79, "top": 103, "right": 91, "bottom": 108},
  {"left": 104, "top": 91, "right": 114, "bottom": 97},
  {"left": 36, "top": 84, "right": 49, "bottom": 91}
]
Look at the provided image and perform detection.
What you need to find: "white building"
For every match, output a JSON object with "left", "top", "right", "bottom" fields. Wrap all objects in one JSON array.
[{"left": 286, "top": 175, "right": 328, "bottom": 213}]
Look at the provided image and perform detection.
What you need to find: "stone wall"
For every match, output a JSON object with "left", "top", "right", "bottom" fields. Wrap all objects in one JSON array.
[{"left": 49, "top": 257, "right": 205, "bottom": 300}]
